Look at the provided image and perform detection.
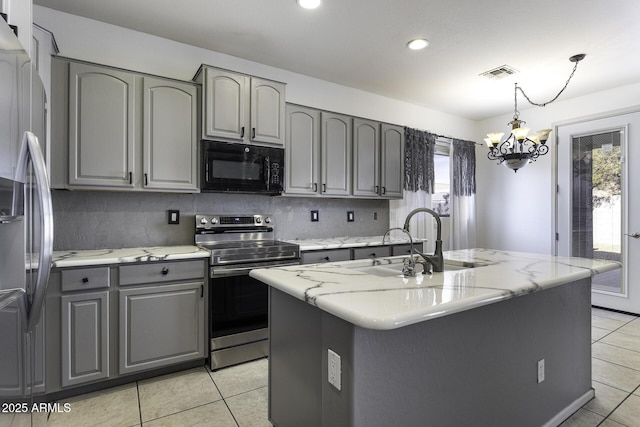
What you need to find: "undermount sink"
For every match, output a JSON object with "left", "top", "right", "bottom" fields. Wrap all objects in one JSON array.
[{"left": 351, "top": 259, "right": 479, "bottom": 277}]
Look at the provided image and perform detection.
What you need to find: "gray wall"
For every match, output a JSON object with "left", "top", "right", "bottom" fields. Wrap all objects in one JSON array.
[{"left": 52, "top": 190, "right": 389, "bottom": 250}]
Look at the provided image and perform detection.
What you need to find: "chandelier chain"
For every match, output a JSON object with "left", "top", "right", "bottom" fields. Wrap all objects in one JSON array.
[{"left": 516, "top": 60, "right": 581, "bottom": 108}]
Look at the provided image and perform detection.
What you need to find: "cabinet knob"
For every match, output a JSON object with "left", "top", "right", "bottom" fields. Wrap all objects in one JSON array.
[
  {"left": 82, "top": 277, "right": 89, "bottom": 283},
  {"left": 370, "top": 253, "right": 376, "bottom": 258},
  {"left": 161, "top": 267, "right": 169, "bottom": 275},
  {"left": 323, "top": 256, "right": 330, "bottom": 262}
]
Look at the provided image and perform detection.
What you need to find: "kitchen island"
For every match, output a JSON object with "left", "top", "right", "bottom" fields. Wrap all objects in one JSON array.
[{"left": 250, "top": 248, "right": 621, "bottom": 427}]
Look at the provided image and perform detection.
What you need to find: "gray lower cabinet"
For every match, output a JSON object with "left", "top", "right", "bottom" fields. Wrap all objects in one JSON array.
[
  {"left": 301, "top": 249, "right": 352, "bottom": 265},
  {"left": 301, "top": 244, "right": 411, "bottom": 265},
  {"left": 58, "top": 266, "right": 111, "bottom": 388},
  {"left": 118, "top": 260, "right": 206, "bottom": 375},
  {"left": 352, "top": 246, "right": 391, "bottom": 260},
  {"left": 61, "top": 291, "right": 109, "bottom": 387},
  {"left": 118, "top": 281, "right": 205, "bottom": 375},
  {"left": 46, "top": 259, "right": 207, "bottom": 394}
]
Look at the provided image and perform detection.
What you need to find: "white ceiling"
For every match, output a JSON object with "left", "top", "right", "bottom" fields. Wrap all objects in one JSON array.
[{"left": 34, "top": 0, "right": 640, "bottom": 121}]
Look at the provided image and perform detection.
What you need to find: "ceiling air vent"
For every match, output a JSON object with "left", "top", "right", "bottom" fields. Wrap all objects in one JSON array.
[{"left": 480, "top": 65, "right": 518, "bottom": 80}]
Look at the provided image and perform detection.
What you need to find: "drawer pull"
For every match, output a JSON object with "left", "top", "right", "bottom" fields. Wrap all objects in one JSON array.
[
  {"left": 82, "top": 277, "right": 89, "bottom": 283},
  {"left": 323, "top": 256, "right": 330, "bottom": 262},
  {"left": 370, "top": 253, "right": 376, "bottom": 257},
  {"left": 161, "top": 267, "right": 169, "bottom": 275}
]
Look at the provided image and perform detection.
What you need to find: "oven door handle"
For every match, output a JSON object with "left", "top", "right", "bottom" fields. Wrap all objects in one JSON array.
[{"left": 211, "top": 261, "right": 300, "bottom": 277}]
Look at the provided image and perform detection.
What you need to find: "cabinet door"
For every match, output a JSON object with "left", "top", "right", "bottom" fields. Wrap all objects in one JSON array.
[
  {"left": 381, "top": 123, "right": 404, "bottom": 198},
  {"left": 285, "top": 105, "right": 320, "bottom": 195},
  {"left": 143, "top": 77, "right": 199, "bottom": 192},
  {"left": 203, "top": 68, "right": 248, "bottom": 141},
  {"left": 119, "top": 282, "right": 205, "bottom": 375},
  {"left": 353, "top": 118, "right": 380, "bottom": 197},
  {"left": 250, "top": 77, "right": 285, "bottom": 145},
  {"left": 61, "top": 291, "right": 109, "bottom": 387},
  {"left": 68, "top": 62, "right": 136, "bottom": 188},
  {"left": 321, "top": 112, "right": 352, "bottom": 196}
]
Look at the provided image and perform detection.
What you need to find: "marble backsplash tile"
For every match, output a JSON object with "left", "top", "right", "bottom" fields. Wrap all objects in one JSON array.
[{"left": 52, "top": 190, "right": 389, "bottom": 250}]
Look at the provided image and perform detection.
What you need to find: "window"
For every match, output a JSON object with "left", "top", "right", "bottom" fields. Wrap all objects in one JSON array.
[{"left": 432, "top": 139, "right": 451, "bottom": 217}]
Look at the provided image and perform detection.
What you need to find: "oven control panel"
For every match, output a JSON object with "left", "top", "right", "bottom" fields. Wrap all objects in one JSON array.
[{"left": 195, "top": 214, "right": 273, "bottom": 231}]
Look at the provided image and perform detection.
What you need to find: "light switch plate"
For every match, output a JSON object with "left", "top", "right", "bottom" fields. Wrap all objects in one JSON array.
[
  {"left": 347, "top": 211, "right": 354, "bottom": 222},
  {"left": 311, "top": 210, "right": 319, "bottom": 222}
]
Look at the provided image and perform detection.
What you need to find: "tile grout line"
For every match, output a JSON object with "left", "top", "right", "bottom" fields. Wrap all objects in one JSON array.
[
  {"left": 208, "top": 369, "right": 241, "bottom": 427},
  {"left": 136, "top": 381, "right": 143, "bottom": 426}
]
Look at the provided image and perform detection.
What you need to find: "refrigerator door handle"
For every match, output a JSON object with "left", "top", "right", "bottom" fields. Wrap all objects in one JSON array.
[{"left": 15, "top": 131, "right": 54, "bottom": 332}]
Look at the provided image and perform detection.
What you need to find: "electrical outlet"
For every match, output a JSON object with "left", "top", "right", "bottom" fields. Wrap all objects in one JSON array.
[
  {"left": 168, "top": 210, "right": 180, "bottom": 225},
  {"left": 311, "top": 210, "right": 319, "bottom": 222},
  {"left": 347, "top": 211, "right": 355, "bottom": 222},
  {"left": 328, "top": 349, "right": 341, "bottom": 391},
  {"left": 537, "top": 359, "right": 545, "bottom": 383}
]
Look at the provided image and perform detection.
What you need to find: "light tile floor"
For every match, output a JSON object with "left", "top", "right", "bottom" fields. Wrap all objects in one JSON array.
[
  {"left": 5, "top": 308, "right": 640, "bottom": 426},
  {"left": 561, "top": 307, "right": 640, "bottom": 427}
]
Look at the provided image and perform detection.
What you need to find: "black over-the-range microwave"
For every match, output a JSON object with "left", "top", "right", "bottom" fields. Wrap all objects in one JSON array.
[{"left": 201, "top": 140, "right": 284, "bottom": 195}]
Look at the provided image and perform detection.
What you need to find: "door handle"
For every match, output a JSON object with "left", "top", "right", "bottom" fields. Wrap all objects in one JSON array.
[{"left": 625, "top": 232, "right": 640, "bottom": 239}]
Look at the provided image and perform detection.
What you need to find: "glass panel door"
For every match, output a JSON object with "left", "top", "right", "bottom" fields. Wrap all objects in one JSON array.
[
  {"left": 571, "top": 131, "right": 623, "bottom": 293},
  {"left": 557, "top": 111, "right": 640, "bottom": 314}
]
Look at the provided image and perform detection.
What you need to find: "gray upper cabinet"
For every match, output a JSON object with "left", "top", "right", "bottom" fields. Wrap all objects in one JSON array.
[
  {"left": 197, "top": 66, "right": 285, "bottom": 146},
  {"left": 54, "top": 59, "right": 199, "bottom": 192},
  {"left": 143, "top": 77, "right": 198, "bottom": 192},
  {"left": 353, "top": 120, "right": 404, "bottom": 199},
  {"left": 68, "top": 62, "right": 136, "bottom": 188},
  {"left": 353, "top": 118, "right": 380, "bottom": 197},
  {"left": 201, "top": 68, "right": 247, "bottom": 141},
  {"left": 285, "top": 104, "right": 320, "bottom": 195},
  {"left": 321, "top": 112, "right": 352, "bottom": 196},
  {"left": 250, "top": 77, "right": 286, "bottom": 145},
  {"left": 285, "top": 104, "right": 403, "bottom": 199},
  {"left": 380, "top": 124, "right": 404, "bottom": 198}
]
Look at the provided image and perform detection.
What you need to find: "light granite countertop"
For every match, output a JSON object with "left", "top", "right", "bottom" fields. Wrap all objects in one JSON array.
[
  {"left": 250, "top": 248, "right": 621, "bottom": 331},
  {"left": 52, "top": 245, "right": 210, "bottom": 268},
  {"left": 285, "top": 235, "right": 426, "bottom": 251}
]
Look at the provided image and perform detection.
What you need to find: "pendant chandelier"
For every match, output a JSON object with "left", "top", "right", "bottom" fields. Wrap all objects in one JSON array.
[{"left": 486, "top": 54, "right": 586, "bottom": 172}]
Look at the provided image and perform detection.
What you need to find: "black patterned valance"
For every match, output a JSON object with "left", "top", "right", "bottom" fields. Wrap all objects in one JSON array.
[
  {"left": 452, "top": 139, "right": 476, "bottom": 196},
  {"left": 404, "top": 127, "right": 435, "bottom": 193}
]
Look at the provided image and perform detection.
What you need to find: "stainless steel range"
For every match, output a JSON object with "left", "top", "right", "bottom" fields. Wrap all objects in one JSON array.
[{"left": 195, "top": 214, "right": 299, "bottom": 370}]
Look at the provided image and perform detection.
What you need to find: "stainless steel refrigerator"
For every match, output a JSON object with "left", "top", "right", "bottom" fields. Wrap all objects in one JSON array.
[{"left": 0, "top": 14, "right": 53, "bottom": 425}]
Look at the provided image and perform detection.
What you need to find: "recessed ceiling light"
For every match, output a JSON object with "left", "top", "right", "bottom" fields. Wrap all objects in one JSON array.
[
  {"left": 407, "top": 38, "right": 429, "bottom": 50},
  {"left": 297, "top": 0, "right": 321, "bottom": 9}
]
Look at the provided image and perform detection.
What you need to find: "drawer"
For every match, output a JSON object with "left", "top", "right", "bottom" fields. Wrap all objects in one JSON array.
[
  {"left": 61, "top": 267, "right": 110, "bottom": 292},
  {"left": 301, "top": 249, "right": 351, "bottom": 265},
  {"left": 119, "top": 260, "right": 206, "bottom": 286},
  {"left": 390, "top": 244, "right": 417, "bottom": 256},
  {"left": 352, "top": 246, "right": 391, "bottom": 260}
]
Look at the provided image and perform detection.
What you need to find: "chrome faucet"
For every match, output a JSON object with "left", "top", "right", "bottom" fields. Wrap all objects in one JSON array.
[
  {"left": 382, "top": 227, "right": 419, "bottom": 276},
  {"left": 403, "top": 208, "right": 444, "bottom": 273}
]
